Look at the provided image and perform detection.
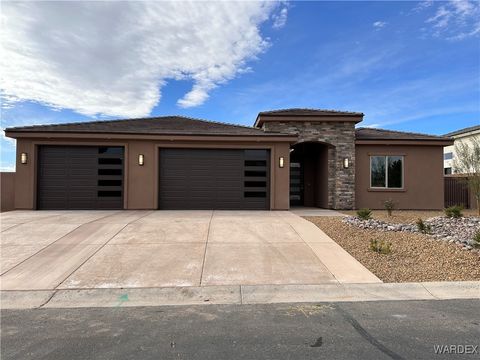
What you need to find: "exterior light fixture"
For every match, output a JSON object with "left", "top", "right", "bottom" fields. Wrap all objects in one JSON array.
[
  {"left": 279, "top": 156, "right": 285, "bottom": 168},
  {"left": 138, "top": 154, "right": 144, "bottom": 166},
  {"left": 20, "top": 152, "right": 28, "bottom": 164},
  {"left": 343, "top": 158, "right": 349, "bottom": 169}
]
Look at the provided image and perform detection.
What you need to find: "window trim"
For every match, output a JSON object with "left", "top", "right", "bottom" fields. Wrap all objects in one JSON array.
[{"left": 369, "top": 155, "right": 404, "bottom": 190}]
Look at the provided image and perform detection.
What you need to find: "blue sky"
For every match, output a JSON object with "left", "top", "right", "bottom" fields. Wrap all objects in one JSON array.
[{"left": 1, "top": 1, "right": 479, "bottom": 171}]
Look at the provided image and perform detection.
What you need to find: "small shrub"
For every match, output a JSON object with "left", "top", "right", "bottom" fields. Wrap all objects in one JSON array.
[
  {"left": 444, "top": 205, "right": 464, "bottom": 218},
  {"left": 416, "top": 218, "right": 432, "bottom": 234},
  {"left": 384, "top": 199, "right": 395, "bottom": 217},
  {"left": 473, "top": 231, "right": 480, "bottom": 249},
  {"left": 369, "top": 239, "right": 392, "bottom": 254},
  {"left": 356, "top": 208, "right": 372, "bottom": 220}
]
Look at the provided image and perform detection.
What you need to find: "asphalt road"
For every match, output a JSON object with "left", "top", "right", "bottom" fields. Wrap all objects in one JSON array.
[{"left": 1, "top": 300, "right": 479, "bottom": 360}]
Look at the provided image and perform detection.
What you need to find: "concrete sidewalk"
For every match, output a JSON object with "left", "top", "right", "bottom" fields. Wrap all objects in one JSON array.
[{"left": 2, "top": 281, "right": 478, "bottom": 309}]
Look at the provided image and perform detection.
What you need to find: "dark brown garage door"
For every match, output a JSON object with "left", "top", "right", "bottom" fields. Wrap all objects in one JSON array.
[
  {"left": 37, "top": 146, "right": 124, "bottom": 210},
  {"left": 159, "top": 149, "right": 270, "bottom": 210}
]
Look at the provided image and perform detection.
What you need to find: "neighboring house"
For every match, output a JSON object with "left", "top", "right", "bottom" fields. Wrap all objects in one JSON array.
[
  {"left": 4, "top": 108, "right": 453, "bottom": 211},
  {"left": 443, "top": 125, "right": 480, "bottom": 175}
]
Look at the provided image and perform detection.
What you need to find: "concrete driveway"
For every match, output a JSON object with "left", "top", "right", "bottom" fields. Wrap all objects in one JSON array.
[{"left": 1, "top": 210, "right": 380, "bottom": 291}]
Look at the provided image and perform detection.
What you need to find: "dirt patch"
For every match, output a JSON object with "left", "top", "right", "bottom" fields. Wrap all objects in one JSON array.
[
  {"left": 305, "top": 216, "right": 480, "bottom": 283},
  {"left": 340, "top": 209, "right": 478, "bottom": 224}
]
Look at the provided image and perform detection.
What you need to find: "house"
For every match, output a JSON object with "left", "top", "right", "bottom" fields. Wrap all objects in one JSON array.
[
  {"left": 443, "top": 125, "right": 480, "bottom": 175},
  {"left": 4, "top": 108, "right": 453, "bottom": 211}
]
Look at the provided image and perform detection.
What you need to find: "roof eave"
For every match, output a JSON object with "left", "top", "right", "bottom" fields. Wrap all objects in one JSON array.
[
  {"left": 254, "top": 113, "right": 364, "bottom": 128},
  {"left": 4, "top": 130, "right": 298, "bottom": 143},
  {"left": 355, "top": 139, "right": 454, "bottom": 146}
]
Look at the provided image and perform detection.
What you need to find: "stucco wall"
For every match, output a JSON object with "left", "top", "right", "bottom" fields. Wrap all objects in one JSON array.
[
  {"left": 356, "top": 144, "right": 445, "bottom": 210},
  {"left": 1, "top": 172, "right": 15, "bottom": 212},
  {"left": 262, "top": 121, "right": 356, "bottom": 209},
  {"left": 12, "top": 137, "right": 291, "bottom": 210}
]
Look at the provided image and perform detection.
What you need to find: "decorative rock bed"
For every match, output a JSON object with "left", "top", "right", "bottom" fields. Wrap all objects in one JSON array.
[{"left": 343, "top": 215, "right": 480, "bottom": 252}]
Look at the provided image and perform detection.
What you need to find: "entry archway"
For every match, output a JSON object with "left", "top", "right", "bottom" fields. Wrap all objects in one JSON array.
[{"left": 289, "top": 141, "right": 333, "bottom": 208}]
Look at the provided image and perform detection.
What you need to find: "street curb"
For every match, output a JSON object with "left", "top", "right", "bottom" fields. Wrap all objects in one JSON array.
[{"left": 1, "top": 281, "right": 479, "bottom": 309}]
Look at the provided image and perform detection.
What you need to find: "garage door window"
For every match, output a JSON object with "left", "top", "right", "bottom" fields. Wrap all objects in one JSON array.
[
  {"left": 97, "top": 147, "right": 123, "bottom": 199},
  {"left": 244, "top": 150, "right": 268, "bottom": 198}
]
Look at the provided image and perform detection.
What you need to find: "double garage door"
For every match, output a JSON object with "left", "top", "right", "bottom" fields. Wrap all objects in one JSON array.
[{"left": 37, "top": 146, "right": 270, "bottom": 210}]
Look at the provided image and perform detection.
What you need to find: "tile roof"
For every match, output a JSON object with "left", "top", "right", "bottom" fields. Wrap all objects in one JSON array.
[
  {"left": 5, "top": 115, "right": 291, "bottom": 137},
  {"left": 355, "top": 127, "right": 452, "bottom": 141},
  {"left": 443, "top": 125, "right": 480, "bottom": 137},
  {"left": 258, "top": 108, "right": 364, "bottom": 116}
]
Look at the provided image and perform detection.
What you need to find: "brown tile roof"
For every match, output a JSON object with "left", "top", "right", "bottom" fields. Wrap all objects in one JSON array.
[
  {"left": 355, "top": 127, "right": 452, "bottom": 142},
  {"left": 5, "top": 115, "right": 291, "bottom": 137},
  {"left": 443, "top": 125, "right": 480, "bottom": 137},
  {"left": 258, "top": 108, "right": 364, "bottom": 116}
]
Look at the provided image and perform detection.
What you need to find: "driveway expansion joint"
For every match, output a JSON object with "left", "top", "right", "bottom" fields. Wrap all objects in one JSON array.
[
  {"left": 54, "top": 211, "right": 155, "bottom": 290},
  {"left": 0, "top": 211, "right": 122, "bottom": 276},
  {"left": 37, "top": 289, "right": 58, "bottom": 309}
]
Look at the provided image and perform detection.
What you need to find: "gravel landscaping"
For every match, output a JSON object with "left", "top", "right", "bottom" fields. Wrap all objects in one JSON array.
[
  {"left": 340, "top": 209, "right": 479, "bottom": 224},
  {"left": 305, "top": 216, "right": 480, "bottom": 283},
  {"left": 343, "top": 215, "right": 480, "bottom": 251}
]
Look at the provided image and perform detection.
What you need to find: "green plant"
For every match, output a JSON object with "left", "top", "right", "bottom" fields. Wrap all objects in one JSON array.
[
  {"left": 473, "top": 231, "right": 480, "bottom": 249},
  {"left": 369, "top": 239, "right": 392, "bottom": 254},
  {"left": 416, "top": 218, "right": 432, "bottom": 234},
  {"left": 384, "top": 199, "right": 395, "bottom": 217},
  {"left": 444, "top": 205, "right": 464, "bottom": 218},
  {"left": 356, "top": 208, "right": 372, "bottom": 220}
]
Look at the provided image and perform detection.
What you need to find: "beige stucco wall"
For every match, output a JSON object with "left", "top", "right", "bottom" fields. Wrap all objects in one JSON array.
[
  {"left": 13, "top": 137, "right": 292, "bottom": 210},
  {"left": 356, "top": 144, "right": 445, "bottom": 210}
]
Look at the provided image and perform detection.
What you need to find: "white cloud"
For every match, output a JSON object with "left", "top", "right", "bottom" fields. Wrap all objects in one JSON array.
[
  {"left": 423, "top": 0, "right": 480, "bottom": 39},
  {"left": 412, "top": 0, "right": 434, "bottom": 12},
  {"left": 373, "top": 21, "right": 387, "bottom": 29},
  {"left": 0, "top": 1, "right": 284, "bottom": 117},
  {"left": 272, "top": 7, "right": 288, "bottom": 29},
  {"left": 1, "top": 128, "right": 16, "bottom": 145}
]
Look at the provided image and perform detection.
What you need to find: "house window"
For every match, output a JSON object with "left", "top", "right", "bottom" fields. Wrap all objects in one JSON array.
[
  {"left": 370, "top": 156, "right": 403, "bottom": 189},
  {"left": 444, "top": 152, "right": 453, "bottom": 160},
  {"left": 444, "top": 167, "right": 452, "bottom": 175}
]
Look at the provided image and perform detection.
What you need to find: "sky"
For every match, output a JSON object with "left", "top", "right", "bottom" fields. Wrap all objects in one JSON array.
[{"left": 1, "top": 0, "right": 479, "bottom": 171}]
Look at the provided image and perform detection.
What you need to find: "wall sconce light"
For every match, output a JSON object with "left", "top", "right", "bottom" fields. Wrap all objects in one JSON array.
[
  {"left": 279, "top": 156, "right": 285, "bottom": 168},
  {"left": 138, "top": 154, "right": 144, "bottom": 166},
  {"left": 20, "top": 152, "right": 28, "bottom": 164},
  {"left": 343, "top": 157, "right": 349, "bottom": 169}
]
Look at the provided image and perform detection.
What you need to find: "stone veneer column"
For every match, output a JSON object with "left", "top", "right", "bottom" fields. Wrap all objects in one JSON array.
[{"left": 262, "top": 121, "right": 356, "bottom": 209}]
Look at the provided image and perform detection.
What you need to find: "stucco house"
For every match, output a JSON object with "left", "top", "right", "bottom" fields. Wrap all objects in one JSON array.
[
  {"left": 4, "top": 108, "right": 453, "bottom": 211},
  {"left": 443, "top": 125, "right": 480, "bottom": 175}
]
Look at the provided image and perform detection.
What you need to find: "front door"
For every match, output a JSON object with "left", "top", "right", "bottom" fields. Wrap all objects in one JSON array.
[{"left": 289, "top": 160, "right": 303, "bottom": 206}]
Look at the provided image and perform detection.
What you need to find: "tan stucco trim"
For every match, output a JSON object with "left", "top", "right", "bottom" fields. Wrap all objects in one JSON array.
[
  {"left": 5, "top": 131, "right": 297, "bottom": 143},
  {"left": 254, "top": 115, "right": 363, "bottom": 128},
  {"left": 355, "top": 140, "right": 453, "bottom": 146}
]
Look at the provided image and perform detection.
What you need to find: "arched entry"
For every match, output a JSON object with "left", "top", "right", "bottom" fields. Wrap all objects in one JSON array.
[{"left": 290, "top": 141, "right": 333, "bottom": 208}]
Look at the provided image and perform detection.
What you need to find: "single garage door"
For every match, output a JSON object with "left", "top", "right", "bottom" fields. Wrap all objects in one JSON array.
[
  {"left": 159, "top": 149, "right": 270, "bottom": 210},
  {"left": 37, "top": 146, "right": 124, "bottom": 210}
]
